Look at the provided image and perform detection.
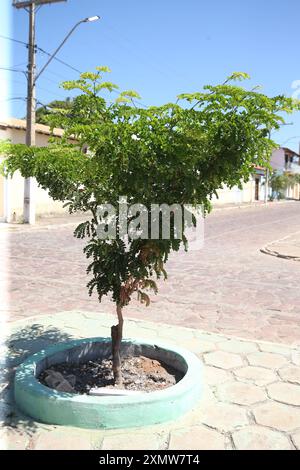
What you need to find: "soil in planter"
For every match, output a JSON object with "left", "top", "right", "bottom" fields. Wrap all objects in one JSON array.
[{"left": 39, "top": 355, "right": 184, "bottom": 394}]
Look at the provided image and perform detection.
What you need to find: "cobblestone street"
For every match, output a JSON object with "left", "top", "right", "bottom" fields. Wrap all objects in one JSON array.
[{"left": 2, "top": 201, "right": 300, "bottom": 344}]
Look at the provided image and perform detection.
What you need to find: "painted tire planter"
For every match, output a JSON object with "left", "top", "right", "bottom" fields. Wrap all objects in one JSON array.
[{"left": 14, "top": 337, "right": 203, "bottom": 429}]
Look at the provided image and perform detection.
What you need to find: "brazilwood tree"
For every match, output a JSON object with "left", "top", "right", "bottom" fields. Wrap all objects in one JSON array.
[
  {"left": 35, "top": 97, "right": 74, "bottom": 125},
  {"left": 1, "top": 67, "right": 298, "bottom": 385}
]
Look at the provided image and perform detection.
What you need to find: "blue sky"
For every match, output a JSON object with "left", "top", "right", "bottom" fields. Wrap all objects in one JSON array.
[{"left": 2, "top": 0, "right": 300, "bottom": 150}]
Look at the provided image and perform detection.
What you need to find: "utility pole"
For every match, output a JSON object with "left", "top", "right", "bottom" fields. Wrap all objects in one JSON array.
[
  {"left": 264, "top": 130, "right": 271, "bottom": 204},
  {"left": 263, "top": 128, "right": 276, "bottom": 203},
  {"left": 13, "top": 1, "right": 67, "bottom": 224},
  {"left": 24, "top": 1, "right": 36, "bottom": 224},
  {"left": 264, "top": 168, "right": 269, "bottom": 204},
  {"left": 13, "top": 1, "right": 99, "bottom": 224}
]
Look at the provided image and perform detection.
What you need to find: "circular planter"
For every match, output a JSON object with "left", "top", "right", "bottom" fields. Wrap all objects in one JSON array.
[{"left": 14, "top": 337, "right": 203, "bottom": 429}]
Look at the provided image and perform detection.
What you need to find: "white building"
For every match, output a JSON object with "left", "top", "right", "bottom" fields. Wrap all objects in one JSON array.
[
  {"left": 270, "top": 147, "right": 300, "bottom": 200},
  {"left": 211, "top": 166, "right": 266, "bottom": 206},
  {"left": 0, "top": 118, "right": 68, "bottom": 222}
]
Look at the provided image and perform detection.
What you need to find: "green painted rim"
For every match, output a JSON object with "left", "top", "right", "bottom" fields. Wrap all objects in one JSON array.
[{"left": 14, "top": 337, "right": 203, "bottom": 429}]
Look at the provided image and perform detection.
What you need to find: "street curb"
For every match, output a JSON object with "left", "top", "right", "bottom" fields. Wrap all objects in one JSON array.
[
  {"left": 213, "top": 199, "right": 298, "bottom": 212},
  {"left": 260, "top": 230, "right": 300, "bottom": 262},
  {"left": 260, "top": 247, "right": 300, "bottom": 261}
]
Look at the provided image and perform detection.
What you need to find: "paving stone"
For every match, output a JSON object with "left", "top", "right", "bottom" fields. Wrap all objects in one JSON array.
[
  {"left": 232, "top": 425, "right": 292, "bottom": 450},
  {"left": 169, "top": 386, "right": 217, "bottom": 430},
  {"left": 233, "top": 366, "right": 277, "bottom": 386},
  {"left": 198, "top": 402, "right": 249, "bottom": 432},
  {"left": 258, "top": 343, "right": 292, "bottom": 357},
  {"left": 217, "top": 381, "right": 266, "bottom": 406},
  {"left": 291, "top": 431, "right": 300, "bottom": 450},
  {"left": 71, "top": 326, "right": 109, "bottom": 339},
  {"left": 247, "top": 352, "right": 288, "bottom": 369},
  {"left": 157, "top": 326, "right": 195, "bottom": 342},
  {"left": 292, "top": 351, "right": 300, "bottom": 366},
  {"left": 169, "top": 425, "right": 226, "bottom": 450},
  {"left": 278, "top": 366, "right": 300, "bottom": 385},
  {"left": 201, "top": 383, "right": 217, "bottom": 403},
  {"left": 193, "top": 332, "right": 224, "bottom": 343},
  {"left": 0, "top": 429, "right": 29, "bottom": 450},
  {"left": 254, "top": 402, "right": 300, "bottom": 432},
  {"left": 180, "top": 338, "right": 216, "bottom": 354},
  {"left": 79, "top": 312, "right": 116, "bottom": 327},
  {"left": 34, "top": 429, "right": 99, "bottom": 450},
  {"left": 101, "top": 432, "right": 165, "bottom": 450},
  {"left": 171, "top": 405, "right": 206, "bottom": 429},
  {"left": 125, "top": 327, "right": 158, "bottom": 342},
  {"left": 218, "top": 339, "right": 258, "bottom": 354},
  {"left": 203, "top": 351, "right": 243, "bottom": 369},
  {"left": 267, "top": 382, "right": 300, "bottom": 406},
  {"left": 204, "top": 366, "right": 232, "bottom": 386}
]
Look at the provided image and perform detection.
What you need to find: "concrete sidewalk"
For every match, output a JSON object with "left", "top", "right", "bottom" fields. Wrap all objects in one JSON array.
[
  {"left": 1, "top": 311, "right": 300, "bottom": 450},
  {"left": 261, "top": 231, "right": 300, "bottom": 261}
]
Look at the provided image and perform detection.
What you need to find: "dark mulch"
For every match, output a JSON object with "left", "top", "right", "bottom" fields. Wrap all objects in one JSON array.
[{"left": 38, "top": 355, "right": 184, "bottom": 394}]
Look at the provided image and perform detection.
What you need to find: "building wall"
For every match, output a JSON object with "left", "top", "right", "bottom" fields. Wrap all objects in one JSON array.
[
  {"left": 0, "top": 127, "right": 66, "bottom": 221},
  {"left": 270, "top": 148, "right": 284, "bottom": 172},
  {"left": 286, "top": 184, "right": 300, "bottom": 200},
  {"left": 211, "top": 178, "right": 261, "bottom": 205},
  {"left": 270, "top": 148, "right": 300, "bottom": 200}
]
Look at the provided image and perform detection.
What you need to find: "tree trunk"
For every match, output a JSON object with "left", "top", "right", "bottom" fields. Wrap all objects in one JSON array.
[{"left": 111, "top": 303, "right": 124, "bottom": 386}]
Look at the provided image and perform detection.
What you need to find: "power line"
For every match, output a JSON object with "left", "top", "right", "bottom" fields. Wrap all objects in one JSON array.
[
  {"left": 0, "top": 34, "right": 82, "bottom": 75},
  {"left": 13, "top": 61, "right": 28, "bottom": 67},
  {"left": 39, "top": 67, "right": 71, "bottom": 81},
  {"left": 38, "top": 74, "right": 65, "bottom": 86},
  {"left": 0, "top": 96, "right": 26, "bottom": 103},
  {"left": 36, "top": 46, "right": 82, "bottom": 74},
  {"left": 35, "top": 84, "right": 67, "bottom": 99},
  {"left": 0, "top": 66, "right": 25, "bottom": 73},
  {"left": 0, "top": 34, "right": 28, "bottom": 46},
  {"left": 0, "top": 34, "right": 148, "bottom": 108}
]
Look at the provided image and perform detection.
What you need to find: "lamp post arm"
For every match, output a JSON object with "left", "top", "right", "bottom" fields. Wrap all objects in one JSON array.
[{"left": 35, "top": 19, "right": 84, "bottom": 82}]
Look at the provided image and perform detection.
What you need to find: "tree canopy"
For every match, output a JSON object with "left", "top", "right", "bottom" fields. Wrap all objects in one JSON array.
[
  {"left": 1, "top": 67, "right": 299, "bottom": 308},
  {"left": 35, "top": 97, "right": 74, "bottom": 125}
]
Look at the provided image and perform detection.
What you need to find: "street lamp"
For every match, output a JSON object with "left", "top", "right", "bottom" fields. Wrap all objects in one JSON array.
[
  {"left": 85, "top": 16, "right": 100, "bottom": 22},
  {"left": 280, "top": 135, "right": 300, "bottom": 147},
  {"left": 13, "top": 0, "right": 66, "bottom": 7},
  {"left": 35, "top": 16, "right": 100, "bottom": 82}
]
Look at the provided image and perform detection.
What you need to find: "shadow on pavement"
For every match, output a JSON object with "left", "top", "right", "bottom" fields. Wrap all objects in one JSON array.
[{"left": 1, "top": 324, "right": 73, "bottom": 436}]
